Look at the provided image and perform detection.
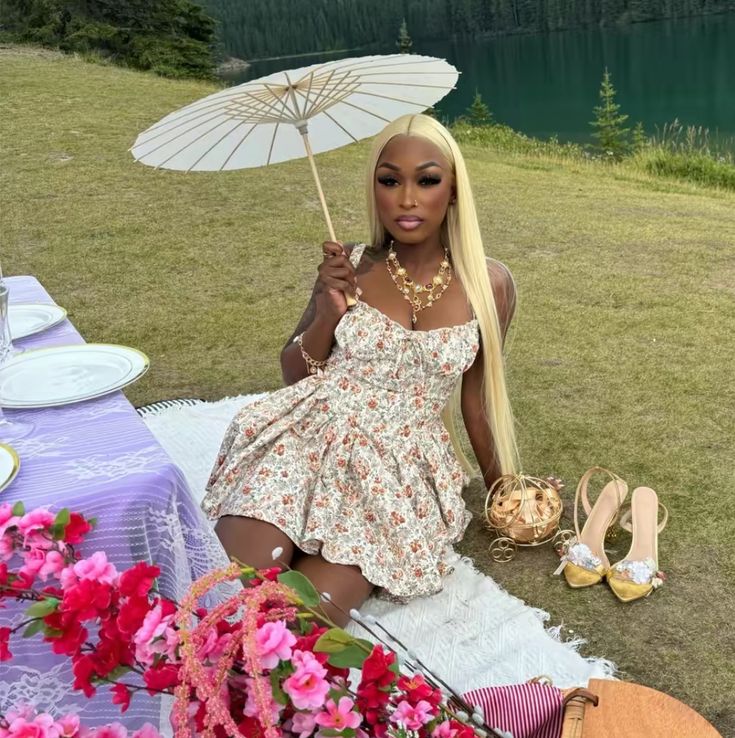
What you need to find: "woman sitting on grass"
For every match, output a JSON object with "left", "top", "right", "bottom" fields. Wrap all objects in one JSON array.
[{"left": 202, "top": 113, "right": 518, "bottom": 625}]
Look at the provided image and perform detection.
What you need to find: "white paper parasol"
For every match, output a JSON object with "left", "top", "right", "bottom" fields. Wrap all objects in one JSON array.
[{"left": 130, "top": 54, "right": 459, "bottom": 241}]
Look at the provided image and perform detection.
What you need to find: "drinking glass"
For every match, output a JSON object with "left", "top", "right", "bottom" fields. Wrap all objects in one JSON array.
[{"left": 0, "top": 282, "right": 34, "bottom": 441}]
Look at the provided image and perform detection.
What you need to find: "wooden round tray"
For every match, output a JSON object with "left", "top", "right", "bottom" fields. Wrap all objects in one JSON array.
[{"left": 563, "top": 679, "right": 722, "bottom": 737}]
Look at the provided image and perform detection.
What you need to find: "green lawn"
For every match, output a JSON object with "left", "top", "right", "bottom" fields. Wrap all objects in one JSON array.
[{"left": 3, "top": 45, "right": 734, "bottom": 735}]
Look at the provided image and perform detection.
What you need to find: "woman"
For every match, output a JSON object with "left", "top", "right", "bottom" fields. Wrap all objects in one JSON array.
[{"left": 202, "top": 114, "right": 518, "bottom": 625}]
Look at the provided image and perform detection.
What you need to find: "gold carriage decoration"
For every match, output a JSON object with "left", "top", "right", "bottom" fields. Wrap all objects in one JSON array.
[{"left": 484, "top": 473, "right": 566, "bottom": 562}]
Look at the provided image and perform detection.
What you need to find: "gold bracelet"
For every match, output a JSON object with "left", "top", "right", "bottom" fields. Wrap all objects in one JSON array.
[{"left": 296, "top": 333, "right": 328, "bottom": 375}]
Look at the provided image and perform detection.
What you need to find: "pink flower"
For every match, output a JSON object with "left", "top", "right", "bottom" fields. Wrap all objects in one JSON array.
[
  {"left": 38, "top": 550, "right": 66, "bottom": 581},
  {"left": 17, "top": 509, "right": 55, "bottom": 542},
  {"left": 19, "top": 548, "right": 46, "bottom": 579},
  {"left": 290, "top": 712, "right": 317, "bottom": 738},
  {"left": 54, "top": 715, "right": 80, "bottom": 738},
  {"left": 197, "top": 630, "right": 231, "bottom": 661},
  {"left": 0, "top": 534, "right": 14, "bottom": 561},
  {"left": 282, "top": 650, "right": 330, "bottom": 710},
  {"left": 59, "top": 566, "right": 78, "bottom": 590},
  {"left": 255, "top": 620, "right": 296, "bottom": 669},
  {"left": 86, "top": 725, "right": 127, "bottom": 738},
  {"left": 315, "top": 697, "right": 361, "bottom": 731},
  {"left": 72, "top": 552, "right": 118, "bottom": 585},
  {"left": 23, "top": 531, "right": 56, "bottom": 552},
  {"left": 432, "top": 721, "right": 457, "bottom": 738},
  {"left": 133, "top": 604, "right": 178, "bottom": 666},
  {"left": 130, "top": 725, "right": 162, "bottom": 738},
  {"left": 4, "top": 707, "right": 35, "bottom": 723},
  {"left": 0, "top": 503, "right": 20, "bottom": 537},
  {"left": 6, "top": 714, "right": 59, "bottom": 738},
  {"left": 391, "top": 700, "right": 435, "bottom": 730}
]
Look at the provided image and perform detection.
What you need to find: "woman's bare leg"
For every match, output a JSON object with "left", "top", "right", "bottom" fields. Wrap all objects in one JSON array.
[
  {"left": 294, "top": 554, "right": 374, "bottom": 627},
  {"left": 214, "top": 516, "right": 296, "bottom": 569}
]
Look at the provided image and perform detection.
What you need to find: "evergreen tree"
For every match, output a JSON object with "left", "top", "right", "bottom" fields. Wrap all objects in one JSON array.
[
  {"left": 631, "top": 121, "right": 648, "bottom": 152},
  {"left": 193, "top": 0, "right": 735, "bottom": 61},
  {"left": 467, "top": 90, "right": 494, "bottom": 126},
  {"left": 0, "top": 0, "right": 216, "bottom": 78},
  {"left": 396, "top": 17, "right": 413, "bottom": 53},
  {"left": 590, "top": 67, "right": 630, "bottom": 159}
]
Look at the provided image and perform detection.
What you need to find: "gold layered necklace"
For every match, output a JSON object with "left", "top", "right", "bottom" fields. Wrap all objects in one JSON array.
[{"left": 386, "top": 241, "right": 453, "bottom": 324}]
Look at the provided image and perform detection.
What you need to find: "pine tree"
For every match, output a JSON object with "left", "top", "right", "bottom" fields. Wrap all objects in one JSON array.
[
  {"left": 590, "top": 67, "right": 630, "bottom": 160},
  {"left": 467, "top": 90, "right": 494, "bottom": 126},
  {"left": 631, "top": 121, "right": 647, "bottom": 152},
  {"left": 396, "top": 18, "right": 413, "bottom": 53}
]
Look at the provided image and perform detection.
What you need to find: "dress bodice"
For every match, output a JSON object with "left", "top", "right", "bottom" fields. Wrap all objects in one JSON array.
[{"left": 324, "top": 244, "right": 480, "bottom": 425}]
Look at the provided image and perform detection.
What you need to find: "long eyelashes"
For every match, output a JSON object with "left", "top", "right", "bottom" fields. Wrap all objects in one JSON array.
[{"left": 377, "top": 175, "right": 442, "bottom": 187}]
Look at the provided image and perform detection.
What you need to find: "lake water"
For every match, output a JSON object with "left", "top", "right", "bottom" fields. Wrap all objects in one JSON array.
[{"left": 224, "top": 12, "right": 735, "bottom": 149}]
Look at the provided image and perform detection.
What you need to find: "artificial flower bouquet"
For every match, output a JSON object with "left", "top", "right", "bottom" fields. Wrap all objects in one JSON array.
[{"left": 0, "top": 502, "right": 506, "bottom": 738}]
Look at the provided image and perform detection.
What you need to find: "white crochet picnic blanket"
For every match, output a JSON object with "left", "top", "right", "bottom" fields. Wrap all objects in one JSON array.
[{"left": 142, "top": 394, "right": 616, "bottom": 693}]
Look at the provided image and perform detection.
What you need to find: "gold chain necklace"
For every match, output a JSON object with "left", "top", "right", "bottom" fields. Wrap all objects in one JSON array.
[{"left": 385, "top": 242, "right": 453, "bottom": 324}]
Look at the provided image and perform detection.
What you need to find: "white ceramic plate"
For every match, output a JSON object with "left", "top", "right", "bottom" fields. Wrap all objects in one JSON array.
[
  {"left": 0, "top": 344, "right": 150, "bottom": 409},
  {"left": 0, "top": 444, "right": 20, "bottom": 493},
  {"left": 9, "top": 303, "right": 68, "bottom": 340}
]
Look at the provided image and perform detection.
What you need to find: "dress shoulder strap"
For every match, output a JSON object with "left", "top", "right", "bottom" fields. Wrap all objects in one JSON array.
[{"left": 348, "top": 242, "right": 368, "bottom": 268}]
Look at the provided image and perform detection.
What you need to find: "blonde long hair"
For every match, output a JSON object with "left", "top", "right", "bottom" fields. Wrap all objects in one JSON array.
[{"left": 365, "top": 114, "right": 519, "bottom": 477}]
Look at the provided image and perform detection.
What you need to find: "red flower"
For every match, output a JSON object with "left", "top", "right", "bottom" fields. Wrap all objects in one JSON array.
[
  {"left": 0, "top": 626, "right": 12, "bottom": 661},
  {"left": 159, "top": 597, "right": 177, "bottom": 618},
  {"left": 10, "top": 571, "right": 35, "bottom": 590},
  {"left": 63, "top": 513, "right": 93, "bottom": 544},
  {"left": 119, "top": 562, "right": 160, "bottom": 598},
  {"left": 357, "top": 646, "right": 397, "bottom": 722},
  {"left": 237, "top": 717, "right": 266, "bottom": 738},
  {"left": 357, "top": 680, "right": 392, "bottom": 710},
  {"left": 246, "top": 566, "right": 280, "bottom": 587},
  {"left": 294, "top": 623, "right": 327, "bottom": 650},
  {"left": 0, "top": 563, "right": 9, "bottom": 587},
  {"left": 95, "top": 620, "right": 134, "bottom": 676},
  {"left": 72, "top": 654, "right": 97, "bottom": 697},
  {"left": 117, "top": 595, "right": 152, "bottom": 638},
  {"left": 44, "top": 613, "right": 87, "bottom": 656},
  {"left": 111, "top": 683, "right": 132, "bottom": 713},
  {"left": 360, "top": 644, "right": 396, "bottom": 687},
  {"left": 397, "top": 673, "right": 442, "bottom": 707},
  {"left": 143, "top": 662, "right": 180, "bottom": 694},
  {"left": 293, "top": 623, "right": 349, "bottom": 680},
  {"left": 447, "top": 720, "right": 477, "bottom": 738},
  {"left": 62, "top": 579, "right": 113, "bottom": 621}
]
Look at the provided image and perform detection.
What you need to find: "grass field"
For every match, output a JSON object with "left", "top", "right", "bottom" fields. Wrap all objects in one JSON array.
[{"left": 3, "top": 45, "right": 734, "bottom": 734}]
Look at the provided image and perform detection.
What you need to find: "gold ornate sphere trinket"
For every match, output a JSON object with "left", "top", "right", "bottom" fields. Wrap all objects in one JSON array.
[{"left": 484, "top": 473, "right": 564, "bottom": 562}]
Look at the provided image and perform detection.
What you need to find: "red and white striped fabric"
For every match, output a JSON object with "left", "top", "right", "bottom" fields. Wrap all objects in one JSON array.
[{"left": 463, "top": 683, "right": 564, "bottom": 738}]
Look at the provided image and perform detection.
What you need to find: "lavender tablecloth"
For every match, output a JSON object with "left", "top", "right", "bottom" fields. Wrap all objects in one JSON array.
[{"left": 0, "top": 276, "right": 229, "bottom": 730}]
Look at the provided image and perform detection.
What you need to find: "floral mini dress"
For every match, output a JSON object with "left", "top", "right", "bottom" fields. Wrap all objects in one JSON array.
[{"left": 201, "top": 243, "right": 481, "bottom": 600}]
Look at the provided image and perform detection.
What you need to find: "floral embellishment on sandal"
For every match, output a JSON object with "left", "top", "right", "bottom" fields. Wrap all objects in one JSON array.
[
  {"left": 609, "top": 557, "right": 662, "bottom": 586},
  {"left": 561, "top": 539, "right": 603, "bottom": 572}
]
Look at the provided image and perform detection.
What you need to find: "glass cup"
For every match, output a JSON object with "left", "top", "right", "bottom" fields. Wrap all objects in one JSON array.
[{"left": 0, "top": 282, "right": 34, "bottom": 441}]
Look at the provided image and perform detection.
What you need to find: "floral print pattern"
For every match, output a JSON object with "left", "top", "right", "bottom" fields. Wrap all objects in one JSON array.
[{"left": 202, "top": 244, "right": 481, "bottom": 600}]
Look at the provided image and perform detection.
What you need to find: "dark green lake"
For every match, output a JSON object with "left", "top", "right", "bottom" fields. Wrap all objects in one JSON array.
[{"left": 224, "top": 13, "right": 735, "bottom": 149}]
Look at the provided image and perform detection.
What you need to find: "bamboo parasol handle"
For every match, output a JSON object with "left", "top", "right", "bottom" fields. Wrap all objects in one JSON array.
[
  {"left": 299, "top": 128, "right": 337, "bottom": 242},
  {"left": 298, "top": 126, "right": 356, "bottom": 307}
]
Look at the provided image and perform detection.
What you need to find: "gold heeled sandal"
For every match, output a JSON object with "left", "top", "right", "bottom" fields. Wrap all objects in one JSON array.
[
  {"left": 554, "top": 467, "right": 629, "bottom": 588},
  {"left": 607, "top": 486, "right": 668, "bottom": 603}
]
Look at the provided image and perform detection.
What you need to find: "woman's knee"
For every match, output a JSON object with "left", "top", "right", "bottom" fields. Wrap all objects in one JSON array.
[
  {"left": 214, "top": 516, "right": 296, "bottom": 569},
  {"left": 293, "top": 555, "right": 373, "bottom": 627}
]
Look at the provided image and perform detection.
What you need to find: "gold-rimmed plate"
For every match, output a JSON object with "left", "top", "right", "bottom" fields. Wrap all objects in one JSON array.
[
  {"left": 0, "top": 344, "right": 150, "bottom": 409},
  {"left": 9, "top": 303, "right": 68, "bottom": 340},
  {"left": 0, "top": 444, "right": 20, "bottom": 493}
]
